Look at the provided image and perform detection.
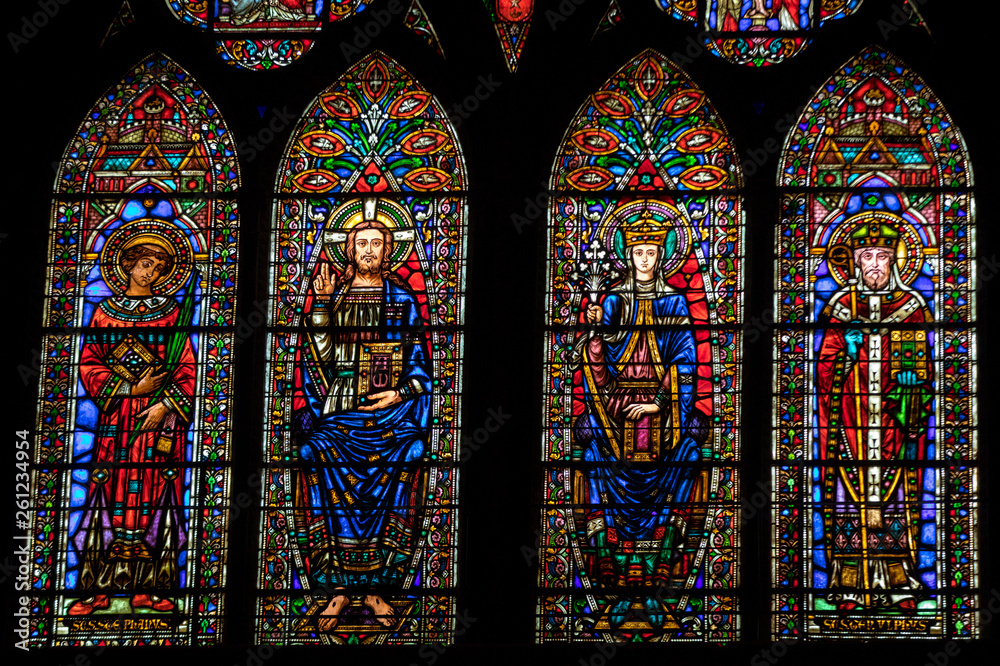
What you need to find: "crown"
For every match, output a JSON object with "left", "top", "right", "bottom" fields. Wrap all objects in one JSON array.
[
  {"left": 623, "top": 209, "right": 669, "bottom": 247},
  {"left": 850, "top": 220, "right": 899, "bottom": 250}
]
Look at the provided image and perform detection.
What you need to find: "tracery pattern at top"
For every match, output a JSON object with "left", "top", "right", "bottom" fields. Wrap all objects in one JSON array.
[
  {"left": 258, "top": 51, "right": 466, "bottom": 646},
  {"left": 165, "top": 1, "right": 372, "bottom": 70},
  {"left": 481, "top": 0, "right": 534, "bottom": 72},
  {"left": 656, "top": 0, "right": 864, "bottom": 66},
  {"left": 772, "top": 46, "right": 977, "bottom": 640},
  {"left": 538, "top": 49, "right": 744, "bottom": 643},
  {"left": 28, "top": 54, "right": 239, "bottom": 647}
]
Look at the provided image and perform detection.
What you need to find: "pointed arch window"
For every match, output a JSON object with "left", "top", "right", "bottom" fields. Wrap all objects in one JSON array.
[
  {"left": 537, "top": 50, "right": 744, "bottom": 642},
  {"left": 26, "top": 54, "right": 240, "bottom": 646},
  {"left": 257, "top": 52, "right": 467, "bottom": 645},
  {"left": 772, "top": 47, "right": 977, "bottom": 640}
]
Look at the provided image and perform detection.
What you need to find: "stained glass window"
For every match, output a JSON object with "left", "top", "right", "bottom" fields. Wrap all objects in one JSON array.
[
  {"left": 772, "top": 47, "right": 977, "bottom": 640},
  {"left": 481, "top": 0, "right": 534, "bottom": 72},
  {"left": 100, "top": 1, "right": 135, "bottom": 47},
  {"left": 24, "top": 54, "right": 240, "bottom": 647},
  {"left": 592, "top": 0, "right": 623, "bottom": 40},
  {"left": 165, "top": 1, "right": 373, "bottom": 70},
  {"left": 11, "top": 0, "right": 990, "bottom": 657},
  {"left": 538, "top": 50, "right": 744, "bottom": 643},
  {"left": 403, "top": 0, "right": 445, "bottom": 59},
  {"left": 655, "top": 0, "right": 863, "bottom": 66},
  {"left": 257, "top": 52, "right": 466, "bottom": 645},
  {"left": 166, "top": 0, "right": 210, "bottom": 27}
]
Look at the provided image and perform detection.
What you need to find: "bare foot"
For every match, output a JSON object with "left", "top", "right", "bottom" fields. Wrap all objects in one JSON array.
[
  {"left": 317, "top": 590, "right": 349, "bottom": 632},
  {"left": 363, "top": 594, "right": 395, "bottom": 627},
  {"left": 746, "top": 0, "right": 770, "bottom": 18}
]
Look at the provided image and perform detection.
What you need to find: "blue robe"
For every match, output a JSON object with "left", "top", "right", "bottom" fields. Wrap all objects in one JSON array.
[
  {"left": 573, "top": 276, "right": 703, "bottom": 593},
  {"left": 298, "top": 281, "right": 431, "bottom": 588}
]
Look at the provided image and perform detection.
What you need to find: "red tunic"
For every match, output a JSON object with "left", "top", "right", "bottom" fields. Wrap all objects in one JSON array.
[
  {"left": 77, "top": 295, "right": 195, "bottom": 578},
  {"left": 815, "top": 286, "right": 932, "bottom": 584},
  {"left": 816, "top": 288, "right": 931, "bottom": 499}
]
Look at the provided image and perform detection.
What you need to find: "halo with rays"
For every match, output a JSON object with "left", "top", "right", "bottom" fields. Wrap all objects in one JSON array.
[{"left": 320, "top": 198, "right": 415, "bottom": 272}]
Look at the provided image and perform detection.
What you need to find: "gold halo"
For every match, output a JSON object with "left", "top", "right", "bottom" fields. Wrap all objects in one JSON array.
[
  {"left": 321, "top": 198, "right": 416, "bottom": 273},
  {"left": 824, "top": 211, "right": 928, "bottom": 287},
  {"left": 121, "top": 234, "right": 177, "bottom": 257},
  {"left": 597, "top": 198, "right": 692, "bottom": 279},
  {"left": 99, "top": 221, "right": 191, "bottom": 296}
]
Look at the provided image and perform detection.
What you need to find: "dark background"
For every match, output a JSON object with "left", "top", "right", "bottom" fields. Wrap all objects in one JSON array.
[{"left": 3, "top": 0, "right": 996, "bottom": 664}]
